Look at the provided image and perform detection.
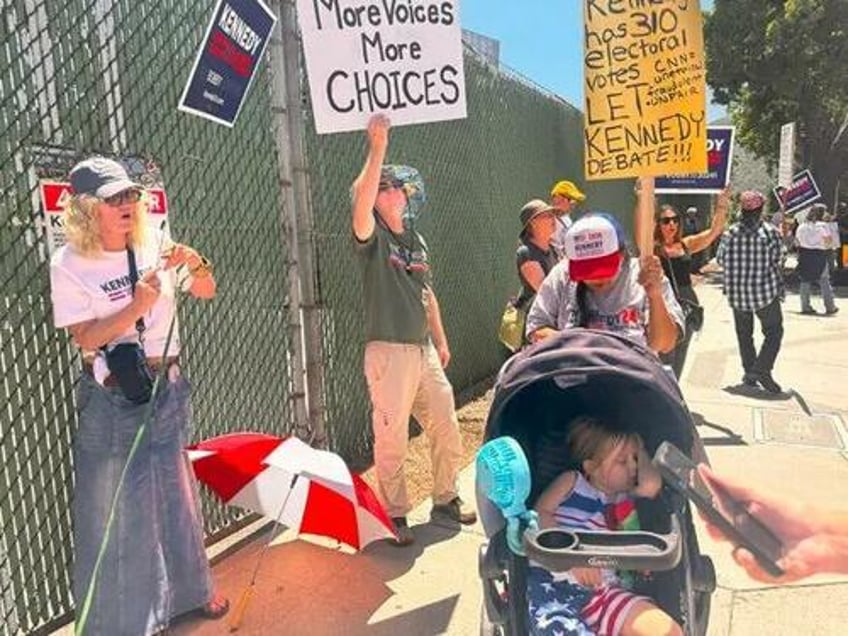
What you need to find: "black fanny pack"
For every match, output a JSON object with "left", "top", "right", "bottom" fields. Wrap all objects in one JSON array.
[
  {"left": 105, "top": 343, "right": 154, "bottom": 404},
  {"left": 104, "top": 247, "right": 154, "bottom": 404}
]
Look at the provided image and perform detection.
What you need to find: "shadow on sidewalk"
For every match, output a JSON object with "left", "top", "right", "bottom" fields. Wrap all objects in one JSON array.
[
  {"left": 721, "top": 384, "right": 815, "bottom": 416},
  {"left": 690, "top": 411, "right": 746, "bottom": 447},
  {"left": 721, "top": 383, "right": 793, "bottom": 402},
  {"left": 170, "top": 521, "right": 462, "bottom": 635}
]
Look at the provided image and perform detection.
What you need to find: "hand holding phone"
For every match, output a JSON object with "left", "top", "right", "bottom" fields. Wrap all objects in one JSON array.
[
  {"left": 653, "top": 442, "right": 786, "bottom": 578},
  {"left": 696, "top": 464, "right": 848, "bottom": 584}
]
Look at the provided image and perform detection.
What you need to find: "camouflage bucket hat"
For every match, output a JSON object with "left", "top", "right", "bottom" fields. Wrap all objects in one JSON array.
[{"left": 380, "top": 164, "right": 426, "bottom": 227}]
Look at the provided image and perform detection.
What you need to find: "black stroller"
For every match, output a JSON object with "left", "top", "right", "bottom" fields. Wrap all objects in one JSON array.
[{"left": 477, "top": 330, "right": 715, "bottom": 635}]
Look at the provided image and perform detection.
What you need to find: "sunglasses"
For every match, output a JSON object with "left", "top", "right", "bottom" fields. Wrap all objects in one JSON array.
[
  {"left": 378, "top": 180, "right": 404, "bottom": 192},
  {"left": 103, "top": 189, "right": 142, "bottom": 206},
  {"left": 659, "top": 216, "right": 680, "bottom": 225}
]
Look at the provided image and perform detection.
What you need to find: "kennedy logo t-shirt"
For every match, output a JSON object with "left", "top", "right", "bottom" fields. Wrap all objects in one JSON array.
[{"left": 50, "top": 229, "right": 182, "bottom": 357}]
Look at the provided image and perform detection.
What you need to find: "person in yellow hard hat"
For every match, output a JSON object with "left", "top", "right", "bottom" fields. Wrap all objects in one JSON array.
[{"left": 550, "top": 180, "right": 586, "bottom": 259}]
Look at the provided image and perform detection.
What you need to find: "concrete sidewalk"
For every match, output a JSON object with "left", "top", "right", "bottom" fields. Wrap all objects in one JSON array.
[
  {"left": 674, "top": 270, "right": 848, "bottom": 635},
  {"left": 171, "top": 269, "right": 848, "bottom": 636}
]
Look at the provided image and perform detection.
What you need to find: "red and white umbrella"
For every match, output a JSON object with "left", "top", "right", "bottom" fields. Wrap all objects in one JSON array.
[{"left": 187, "top": 433, "right": 396, "bottom": 550}]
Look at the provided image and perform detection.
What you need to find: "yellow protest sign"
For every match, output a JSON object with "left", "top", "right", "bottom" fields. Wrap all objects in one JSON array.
[{"left": 584, "top": 0, "right": 707, "bottom": 181}]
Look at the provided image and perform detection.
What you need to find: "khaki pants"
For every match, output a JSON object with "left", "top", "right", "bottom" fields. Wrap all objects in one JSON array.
[{"left": 364, "top": 341, "right": 464, "bottom": 518}]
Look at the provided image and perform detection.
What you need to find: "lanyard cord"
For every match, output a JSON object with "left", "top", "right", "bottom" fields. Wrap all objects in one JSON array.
[{"left": 126, "top": 247, "right": 146, "bottom": 342}]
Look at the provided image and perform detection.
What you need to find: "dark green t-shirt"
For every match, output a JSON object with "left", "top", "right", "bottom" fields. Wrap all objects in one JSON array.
[{"left": 354, "top": 217, "right": 432, "bottom": 344}]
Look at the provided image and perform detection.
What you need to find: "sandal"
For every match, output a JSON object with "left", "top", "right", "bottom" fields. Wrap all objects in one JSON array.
[{"left": 199, "top": 594, "right": 230, "bottom": 620}]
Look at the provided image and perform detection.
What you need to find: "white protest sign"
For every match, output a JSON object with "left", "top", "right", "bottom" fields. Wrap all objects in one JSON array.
[
  {"left": 778, "top": 122, "right": 795, "bottom": 189},
  {"left": 296, "top": 0, "right": 467, "bottom": 134}
]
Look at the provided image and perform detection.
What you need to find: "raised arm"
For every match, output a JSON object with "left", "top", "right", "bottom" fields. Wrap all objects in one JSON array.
[
  {"left": 640, "top": 256, "right": 679, "bottom": 353},
  {"left": 683, "top": 186, "right": 730, "bottom": 254},
  {"left": 633, "top": 176, "right": 655, "bottom": 257},
  {"left": 351, "top": 115, "right": 390, "bottom": 242}
]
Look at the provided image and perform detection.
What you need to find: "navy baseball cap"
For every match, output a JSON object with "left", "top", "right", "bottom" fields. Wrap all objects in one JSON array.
[{"left": 69, "top": 157, "right": 140, "bottom": 198}]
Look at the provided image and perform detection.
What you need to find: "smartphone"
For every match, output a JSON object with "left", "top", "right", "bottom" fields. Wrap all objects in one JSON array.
[{"left": 653, "top": 441, "right": 785, "bottom": 577}]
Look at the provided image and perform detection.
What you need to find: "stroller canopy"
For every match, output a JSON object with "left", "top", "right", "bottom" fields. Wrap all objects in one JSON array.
[{"left": 486, "top": 329, "right": 695, "bottom": 504}]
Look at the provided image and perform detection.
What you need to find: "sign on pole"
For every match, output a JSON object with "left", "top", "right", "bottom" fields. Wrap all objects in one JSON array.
[
  {"left": 583, "top": 0, "right": 708, "bottom": 181},
  {"left": 295, "top": 0, "right": 467, "bottom": 134},
  {"left": 178, "top": 0, "right": 277, "bottom": 127},
  {"left": 655, "top": 126, "right": 735, "bottom": 194},
  {"left": 777, "top": 122, "right": 796, "bottom": 189},
  {"left": 773, "top": 169, "right": 822, "bottom": 215}
]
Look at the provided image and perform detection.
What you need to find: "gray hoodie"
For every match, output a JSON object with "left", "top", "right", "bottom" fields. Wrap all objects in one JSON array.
[{"left": 525, "top": 257, "right": 685, "bottom": 349}]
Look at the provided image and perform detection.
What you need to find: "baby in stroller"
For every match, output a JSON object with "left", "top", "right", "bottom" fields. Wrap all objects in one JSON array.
[
  {"left": 477, "top": 329, "right": 714, "bottom": 636},
  {"left": 527, "top": 416, "right": 681, "bottom": 636}
]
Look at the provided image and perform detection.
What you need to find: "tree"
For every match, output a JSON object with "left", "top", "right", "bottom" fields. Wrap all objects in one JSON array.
[{"left": 705, "top": 0, "right": 848, "bottom": 208}]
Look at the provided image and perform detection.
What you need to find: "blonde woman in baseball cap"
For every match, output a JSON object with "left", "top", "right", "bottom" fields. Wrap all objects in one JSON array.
[{"left": 51, "top": 156, "right": 227, "bottom": 633}]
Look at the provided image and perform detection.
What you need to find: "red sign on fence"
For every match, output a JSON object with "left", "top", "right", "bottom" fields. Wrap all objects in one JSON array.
[{"left": 40, "top": 182, "right": 73, "bottom": 212}]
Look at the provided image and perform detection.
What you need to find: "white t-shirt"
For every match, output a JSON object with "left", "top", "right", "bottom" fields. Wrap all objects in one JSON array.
[
  {"left": 795, "top": 221, "right": 831, "bottom": 250},
  {"left": 50, "top": 230, "right": 183, "bottom": 358}
]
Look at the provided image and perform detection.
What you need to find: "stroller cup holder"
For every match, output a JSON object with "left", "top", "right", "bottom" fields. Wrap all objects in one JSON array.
[{"left": 524, "top": 515, "right": 682, "bottom": 573}]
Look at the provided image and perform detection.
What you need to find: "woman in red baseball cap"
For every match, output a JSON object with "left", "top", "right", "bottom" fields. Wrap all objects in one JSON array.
[{"left": 525, "top": 203, "right": 685, "bottom": 355}]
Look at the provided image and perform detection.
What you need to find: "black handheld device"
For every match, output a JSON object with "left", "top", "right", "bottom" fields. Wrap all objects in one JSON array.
[{"left": 653, "top": 441, "right": 785, "bottom": 577}]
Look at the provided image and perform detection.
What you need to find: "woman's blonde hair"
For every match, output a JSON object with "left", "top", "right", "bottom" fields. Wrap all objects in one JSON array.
[
  {"left": 63, "top": 192, "right": 149, "bottom": 255},
  {"left": 567, "top": 415, "right": 641, "bottom": 465}
]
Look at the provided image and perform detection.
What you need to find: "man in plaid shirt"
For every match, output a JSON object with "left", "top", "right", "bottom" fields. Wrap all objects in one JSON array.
[{"left": 717, "top": 191, "right": 787, "bottom": 393}]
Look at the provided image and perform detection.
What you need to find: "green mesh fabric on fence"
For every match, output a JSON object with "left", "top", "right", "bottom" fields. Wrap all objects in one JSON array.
[
  {"left": 0, "top": 2, "right": 297, "bottom": 633},
  {"left": 0, "top": 4, "right": 636, "bottom": 631}
]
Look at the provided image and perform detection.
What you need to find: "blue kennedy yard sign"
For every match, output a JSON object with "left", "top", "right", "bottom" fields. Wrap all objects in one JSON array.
[
  {"left": 655, "top": 126, "right": 735, "bottom": 194},
  {"left": 178, "top": 0, "right": 277, "bottom": 127},
  {"left": 773, "top": 169, "right": 822, "bottom": 215}
]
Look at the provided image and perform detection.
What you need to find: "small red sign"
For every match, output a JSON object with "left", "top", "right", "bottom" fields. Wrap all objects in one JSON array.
[
  {"left": 148, "top": 188, "right": 168, "bottom": 215},
  {"left": 40, "top": 182, "right": 73, "bottom": 213}
]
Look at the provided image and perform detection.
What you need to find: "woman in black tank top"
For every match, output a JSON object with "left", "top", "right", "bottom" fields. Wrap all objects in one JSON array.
[{"left": 654, "top": 193, "right": 729, "bottom": 378}]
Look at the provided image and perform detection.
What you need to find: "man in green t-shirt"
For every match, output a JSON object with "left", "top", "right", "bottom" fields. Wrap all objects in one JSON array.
[{"left": 351, "top": 114, "right": 476, "bottom": 546}]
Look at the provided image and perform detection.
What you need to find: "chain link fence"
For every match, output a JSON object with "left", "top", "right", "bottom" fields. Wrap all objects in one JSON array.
[
  {"left": 0, "top": 1, "right": 298, "bottom": 633},
  {"left": 0, "top": 2, "right": 633, "bottom": 633}
]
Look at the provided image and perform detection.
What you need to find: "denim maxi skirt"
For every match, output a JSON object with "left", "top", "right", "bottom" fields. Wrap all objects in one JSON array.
[{"left": 73, "top": 373, "right": 212, "bottom": 635}]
